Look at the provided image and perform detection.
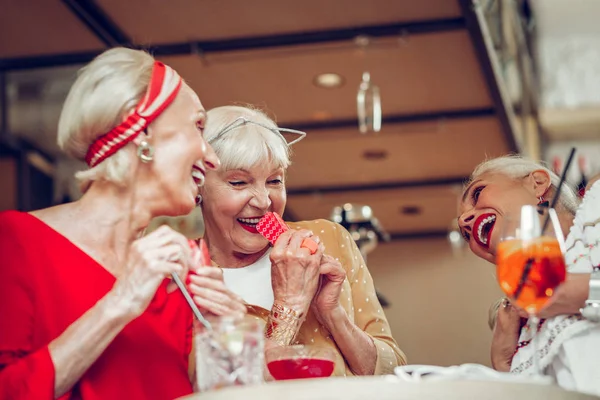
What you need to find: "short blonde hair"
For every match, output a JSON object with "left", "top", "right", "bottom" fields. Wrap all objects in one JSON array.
[
  {"left": 57, "top": 47, "right": 155, "bottom": 192},
  {"left": 204, "top": 105, "right": 291, "bottom": 172},
  {"left": 466, "top": 154, "right": 579, "bottom": 214}
]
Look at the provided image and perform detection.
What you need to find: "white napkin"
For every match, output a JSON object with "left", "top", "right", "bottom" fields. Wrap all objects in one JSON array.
[{"left": 394, "top": 364, "right": 553, "bottom": 385}]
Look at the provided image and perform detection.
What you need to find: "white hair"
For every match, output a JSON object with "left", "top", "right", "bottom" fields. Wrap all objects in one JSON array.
[
  {"left": 467, "top": 154, "right": 579, "bottom": 214},
  {"left": 57, "top": 47, "right": 155, "bottom": 192},
  {"left": 204, "top": 105, "right": 291, "bottom": 171}
]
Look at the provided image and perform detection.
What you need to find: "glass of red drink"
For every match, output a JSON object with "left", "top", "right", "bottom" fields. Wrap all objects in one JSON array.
[{"left": 266, "top": 345, "right": 336, "bottom": 381}]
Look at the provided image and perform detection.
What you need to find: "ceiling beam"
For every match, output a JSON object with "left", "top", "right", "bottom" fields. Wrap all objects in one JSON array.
[
  {"left": 287, "top": 107, "right": 494, "bottom": 132},
  {"left": 0, "top": 17, "right": 465, "bottom": 71},
  {"left": 62, "top": 0, "right": 131, "bottom": 47},
  {"left": 458, "top": 0, "right": 518, "bottom": 152},
  {"left": 389, "top": 230, "right": 448, "bottom": 241},
  {"left": 149, "top": 17, "right": 465, "bottom": 55},
  {"left": 286, "top": 176, "right": 467, "bottom": 196}
]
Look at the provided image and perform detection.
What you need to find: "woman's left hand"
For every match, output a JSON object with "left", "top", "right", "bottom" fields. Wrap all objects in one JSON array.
[
  {"left": 311, "top": 255, "right": 347, "bottom": 326},
  {"left": 187, "top": 267, "right": 247, "bottom": 319},
  {"left": 491, "top": 299, "right": 524, "bottom": 372}
]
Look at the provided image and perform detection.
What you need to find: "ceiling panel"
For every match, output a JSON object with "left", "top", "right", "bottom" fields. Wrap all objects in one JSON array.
[
  {"left": 285, "top": 117, "right": 509, "bottom": 189},
  {"left": 0, "top": 0, "right": 105, "bottom": 58},
  {"left": 98, "top": 0, "right": 462, "bottom": 43},
  {"left": 0, "top": 0, "right": 516, "bottom": 240},
  {"left": 161, "top": 31, "right": 492, "bottom": 123},
  {"left": 286, "top": 184, "right": 463, "bottom": 234},
  {"left": 539, "top": 107, "right": 600, "bottom": 141}
]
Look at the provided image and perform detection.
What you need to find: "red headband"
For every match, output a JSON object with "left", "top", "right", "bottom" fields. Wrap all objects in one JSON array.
[{"left": 85, "top": 61, "right": 183, "bottom": 167}]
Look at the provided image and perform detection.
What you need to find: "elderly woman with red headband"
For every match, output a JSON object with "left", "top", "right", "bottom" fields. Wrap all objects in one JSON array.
[{"left": 0, "top": 48, "right": 246, "bottom": 399}]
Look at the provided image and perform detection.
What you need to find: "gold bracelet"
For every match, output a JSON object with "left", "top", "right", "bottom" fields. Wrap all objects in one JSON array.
[
  {"left": 264, "top": 302, "right": 305, "bottom": 346},
  {"left": 271, "top": 302, "right": 304, "bottom": 324}
]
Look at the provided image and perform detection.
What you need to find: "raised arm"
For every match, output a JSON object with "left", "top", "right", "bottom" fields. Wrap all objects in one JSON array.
[
  {"left": 311, "top": 223, "right": 406, "bottom": 375},
  {"left": 0, "top": 225, "right": 192, "bottom": 398}
]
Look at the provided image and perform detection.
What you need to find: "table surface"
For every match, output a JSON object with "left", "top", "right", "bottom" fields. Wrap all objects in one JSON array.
[{"left": 180, "top": 376, "right": 599, "bottom": 400}]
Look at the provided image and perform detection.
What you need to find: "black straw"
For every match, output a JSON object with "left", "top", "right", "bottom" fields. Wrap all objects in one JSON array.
[
  {"left": 542, "top": 148, "right": 576, "bottom": 232},
  {"left": 513, "top": 147, "right": 576, "bottom": 301}
]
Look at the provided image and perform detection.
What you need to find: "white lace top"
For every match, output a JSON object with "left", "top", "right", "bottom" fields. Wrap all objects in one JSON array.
[{"left": 510, "top": 181, "right": 600, "bottom": 396}]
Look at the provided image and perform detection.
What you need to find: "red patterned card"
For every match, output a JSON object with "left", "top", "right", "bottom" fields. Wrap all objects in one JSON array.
[
  {"left": 256, "top": 212, "right": 318, "bottom": 254},
  {"left": 256, "top": 212, "right": 288, "bottom": 244}
]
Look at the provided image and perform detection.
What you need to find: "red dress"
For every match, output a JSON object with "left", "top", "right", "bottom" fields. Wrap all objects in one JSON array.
[{"left": 0, "top": 211, "right": 194, "bottom": 399}]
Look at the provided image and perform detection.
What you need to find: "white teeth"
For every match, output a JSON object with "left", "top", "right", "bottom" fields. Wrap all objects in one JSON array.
[
  {"left": 477, "top": 215, "right": 496, "bottom": 245},
  {"left": 238, "top": 218, "right": 261, "bottom": 224},
  {"left": 191, "top": 169, "right": 204, "bottom": 187}
]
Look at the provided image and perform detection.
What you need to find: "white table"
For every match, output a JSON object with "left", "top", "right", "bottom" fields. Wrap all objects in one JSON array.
[{"left": 181, "top": 376, "right": 599, "bottom": 400}]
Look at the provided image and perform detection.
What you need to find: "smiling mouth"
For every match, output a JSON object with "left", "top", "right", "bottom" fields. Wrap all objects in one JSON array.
[
  {"left": 191, "top": 165, "right": 205, "bottom": 205},
  {"left": 237, "top": 217, "right": 264, "bottom": 233},
  {"left": 473, "top": 213, "right": 496, "bottom": 249},
  {"left": 191, "top": 165, "right": 205, "bottom": 186}
]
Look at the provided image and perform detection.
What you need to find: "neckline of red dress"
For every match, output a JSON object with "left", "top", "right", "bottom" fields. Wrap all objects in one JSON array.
[{"left": 14, "top": 210, "right": 117, "bottom": 281}]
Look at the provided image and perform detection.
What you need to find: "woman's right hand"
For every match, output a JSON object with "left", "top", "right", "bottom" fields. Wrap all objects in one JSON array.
[
  {"left": 111, "top": 225, "right": 193, "bottom": 317},
  {"left": 270, "top": 229, "right": 324, "bottom": 315},
  {"left": 491, "top": 299, "right": 525, "bottom": 372},
  {"left": 187, "top": 266, "right": 247, "bottom": 319}
]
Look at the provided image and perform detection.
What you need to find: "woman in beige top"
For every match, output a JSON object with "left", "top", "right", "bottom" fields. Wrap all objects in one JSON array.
[{"left": 192, "top": 105, "right": 406, "bottom": 377}]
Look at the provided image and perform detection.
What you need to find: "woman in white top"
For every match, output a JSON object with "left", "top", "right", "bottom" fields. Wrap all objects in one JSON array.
[
  {"left": 188, "top": 105, "right": 406, "bottom": 378},
  {"left": 458, "top": 154, "right": 600, "bottom": 395}
]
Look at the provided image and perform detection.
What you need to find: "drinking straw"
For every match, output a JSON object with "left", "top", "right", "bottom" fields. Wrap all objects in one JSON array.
[
  {"left": 171, "top": 272, "right": 213, "bottom": 331},
  {"left": 513, "top": 147, "right": 576, "bottom": 301}
]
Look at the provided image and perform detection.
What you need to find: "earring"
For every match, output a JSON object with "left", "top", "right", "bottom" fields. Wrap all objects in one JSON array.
[
  {"left": 196, "top": 194, "right": 203, "bottom": 206},
  {"left": 538, "top": 196, "right": 549, "bottom": 208},
  {"left": 137, "top": 140, "right": 154, "bottom": 163}
]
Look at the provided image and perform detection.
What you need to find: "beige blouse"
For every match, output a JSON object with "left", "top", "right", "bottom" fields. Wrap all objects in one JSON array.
[{"left": 243, "top": 219, "right": 407, "bottom": 376}]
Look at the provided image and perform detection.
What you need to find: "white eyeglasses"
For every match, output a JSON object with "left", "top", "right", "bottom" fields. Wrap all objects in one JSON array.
[{"left": 209, "top": 117, "right": 307, "bottom": 146}]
